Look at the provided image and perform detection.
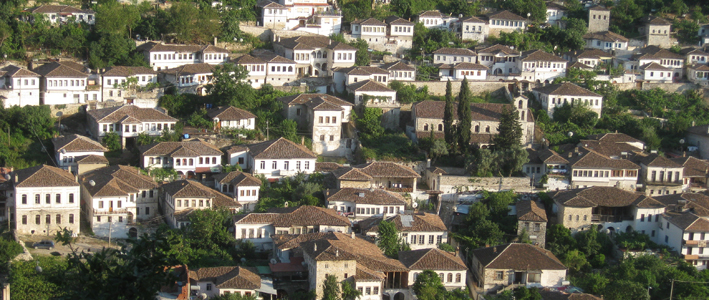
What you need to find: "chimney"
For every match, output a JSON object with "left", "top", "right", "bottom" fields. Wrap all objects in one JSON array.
[
  {"left": 567, "top": 152, "right": 572, "bottom": 158},
  {"left": 336, "top": 249, "right": 339, "bottom": 257},
  {"left": 351, "top": 232, "right": 355, "bottom": 239},
  {"left": 213, "top": 36, "right": 217, "bottom": 46},
  {"left": 426, "top": 158, "right": 431, "bottom": 168},
  {"left": 493, "top": 246, "right": 497, "bottom": 253},
  {"left": 277, "top": 36, "right": 281, "bottom": 42},
  {"left": 314, "top": 243, "right": 317, "bottom": 252},
  {"left": 325, "top": 189, "right": 330, "bottom": 198},
  {"left": 301, "top": 136, "right": 305, "bottom": 145},
  {"left": 14, "top": 174, "right": 18, "bottom": 183},
  {"left": 329, "top": 39, "right": 332, "bottom": 45}
]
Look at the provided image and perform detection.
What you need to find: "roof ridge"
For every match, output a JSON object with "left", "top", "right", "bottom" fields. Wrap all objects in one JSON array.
[{"left": 483, "top": 244, "right": 511, "bottom": 267}]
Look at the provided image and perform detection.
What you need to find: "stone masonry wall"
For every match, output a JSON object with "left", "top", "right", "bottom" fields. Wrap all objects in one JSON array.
[{"left": 407, "top": 81, "right": 508, "bottom": 96}]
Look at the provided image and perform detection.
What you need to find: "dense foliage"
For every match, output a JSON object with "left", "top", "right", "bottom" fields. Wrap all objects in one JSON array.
[
  {"left": 0, "top": 105, "right": 55, "bottom": 168},
  {"left": 452, "top": 191, "right": 517, "bottom": 249}
]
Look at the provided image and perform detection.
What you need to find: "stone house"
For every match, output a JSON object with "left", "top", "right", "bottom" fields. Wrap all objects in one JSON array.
[
  {"left": 136, "top": 42, "right": 229, "bottom": 71},
  {"left": 160, "top": 63, "right": 215, "bottom": 94},
  {"left": 516, "top": 200, "right": 547, "bottom": 247},
  {"left": 207, "top": 106, "right": 257, "bottom": 132},
  {"left": 332, "top": 66, "right": 389, "bottom": 94},
  {"left": 471, "top": 243, "right": 567, "bottom": 294},
  {"left": 636, "top": 153, "right": 685, "bottom": 196},
  {"left": 25, "top": 5, "right": 95, "bottom": 25},
  {"left": 189, "top": 266, "right": 261, "bottom": 298},
  {"left": 86, "top": 105, "right": 178, "bottom": 147},
  {"left": 52, "top": 134, "right": 108, "bottom": 175},
  {"left": 523, "top": 148, "right": 569, "bottom": 179},
  {"left": 582, "top": 31, "right": 629, "bottom": 51},
  {"left": 272, "top": 36, "right": 357, "bottom": 77},
  {"left": 331, "top": 161, "right": 421, "bottom": 193},
  {"left": 79, "top": 165, "right": 158, "bottom": 239},
  {"left": 518, "top": 49, "right": 568, "bottom": 83},
  {"left": 687, "top": 64, "right": 709, "bottom": 85},
  {"left": 8, "top": 165, "right": 81, "bottom": 235},
  {"left": 457, "top": 16, "right": 488, "bottom": 43},
  {"left": 477, "top": 44, "right": 521, "bottom": 76},
  {"left": 162, "top": 180, "right": 241, "bottom": 229},
  {"left": 644, "top": 16, "right": 672, "bottom": 48},
  {"left": 359, "top": 212, "right": 448, "bottom": 251},
  {"left": 213, "top": 171, "right": 262, "bottom": 212},
  {"left": 532, "top": 82, "right": 603, "bottom": 118},
  {"left": 226, "top": 137, "right": 318, "bottom": 179},
  {"left": 139, "top": 140, "right": 224, "bottom": 179},
  {"left": 325, "top": 187, "right": 407, "bottom": 220},
  {"left": 562, "top": 49, "right": 613, "bottom": 69},
  {"left": 671, "top": 156, "right": 709, "bottom": 192},
  {"left": 0, "top": 65, "right": 41, "bottom": 107},
  {"left": 101, "top": 66, "right": 157, "bottom": 104},
  {"left": 380, "top": 61, "right": 416, "bottom": 82},
  {"left": 587, "top": 6, "right": 610, "bottom": 33},
  {"left": 625, "top": 46, "right": 685, "bottom": 80},
  {"left": 400, "top": 248, "right": 467, "bottom": 290},
  {"left": 346, "top": 79, "right": 400, "bottom": 129},
  {"left": 550, "top": 186, "right": 666, "bottom": 234}
]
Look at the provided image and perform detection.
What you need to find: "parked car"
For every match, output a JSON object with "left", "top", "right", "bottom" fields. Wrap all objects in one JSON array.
[{"left": 33, "top": 240, "right": 54, "bottom": 250}]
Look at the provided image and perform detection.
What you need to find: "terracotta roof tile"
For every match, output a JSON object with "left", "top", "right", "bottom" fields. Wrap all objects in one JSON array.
[
  {"left": 12, "top": 165, "right": 78, "bottom": 188},
  {"left": 1, "top": 65, "right": 40, "bottom": 77},
  {"left": 103, "top": 66, "right": 157, "bottom": 77},
  {"left": 472, "top": 243, "right": 566, "bottom": 270},
  {"left": 315, "top": 162, "right": 342, "bottom": 172},
  {"left": 332, "top": 167, "right": 373, "bottom": 181},
  {"left": 32, "top": 61, "right": 87, "bottom": 77},
  {"left": 516, "top": 200, "right": 547, "bottom": 222},
  {"left": 399, "top": 248, "right": 467, "bottom": 271},
  {"left": 351, "top": 18, "right": 386, "bottom": 26},
  {"left": 489, "top": 10, "right": 526, "bottom": 21},
  {"left": 353, "top": 161, "right": 420, "bottom": 178},
  {"left": 418, "top": 10, "right": 443, "bottom": 18},
  {"left": 163, "top": 180, "right": 241, "bottom": 208},
  {"left": 582, "top": 31, "right": 629, "bottom": 43},
  {"left": 672, "top": 156, "right": 709, "bottom": 177},
  {"left": 414, "top": 100, "right": 534, "bottom": 122},
  {"left": 347, "top": 80, "right": 395, "bottom": 93},
  {"left": 385, "top": 16, "right": 413, "bottom": 26},
  {"left": 521, "top": 50, "right": 567, "bottom": 62},
  {"left": 207, "top": 106, "right": 256, "bottom": 121},
  {"left": 380, "top": 61, "right": 416, "bottom": 71},
  {"left": 74, "top": 155, "right": 109, "bottom": 164},
  {"left": 297, "top": 232, "right": 408, "bottom": 272},
  {"left": 533, "top": 82, "right": 601, "bottom": 97},
  {"left": 637, "top": 153, "right": 682, "bottom": 168},
  {"left": 140, "top": 140, "right": 223, "bottom": 157},
  {"left": 433, "top": 48, "right": 477, "bottom": 56},
  {"left": 551, "top": 186, "right": 664, "bottom": 208},
  {"left": 327, "top": 188, "right": 407, "bottom": 205},
  {"left": 267, "top": 206, "right": 350, "bottom": 227},
  {"left": 53, "top": 134, "right": 108, "bottom": 153},
  {"left": 360, "top": 212, "right": 446, "bottom": 234},
  {"left": 213, "top": 171, "right": 261, "bottom": 187},
  {"left": 162, "top": 63, "right": 215, "bottom": 75},
  {"left": 246, "top": 137, "right": 316, "bottom": 159},
  {"left": 88, "top": 105, "right": 178, "bottom": 123},
  {"left": 477, "top": 44, "right": 520, "bottom": 56},
  {"left": 81, "top": 165, "right": 157, "bottom": 197},
  {"left": 190, "top": 266, "right": 260, "bottom": 290}
]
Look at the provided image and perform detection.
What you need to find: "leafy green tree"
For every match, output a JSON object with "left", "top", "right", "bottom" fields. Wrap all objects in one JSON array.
[
  {"left": 564, "top": 249, "right": 590, "bottom": 273},
  {"left": 456, "top": 78, "right": 472, "bottom": 151},
  {"left": 545, "top": 224, "right": 576, "bottom": 259},
  {"left": 429, "top": 139, "right": 448, "bottom": 163},
  {"left": 378, "top": 220, "right": 402, "bottom": 258},
  {"left": 444, "top": 79, "right": 456, "bottom": 147},
  {"left": 356, "top": 107, "right": 385, "bottom": 139},
  {"left": 412, "top": 270, "right": 446, "bottom": 300},
  {"left": 10, "top": 256, "right": 68, "bottom": 300},
  {"left": 493, "top": 105, "right": 523, "bottom": 149},
  {"left": 513, "top": 286, "right": 542, "bottom": 300},
  {"left": 187, "top": 109, "right": 214, "bottom": 128},
  {"left": 439, "top": 243, "right": 456, "bottom": 252},
  {"left": 279, "top": 119, "right": 299, "bottom": 142},
  {"left": 341, "top": 280, "right": 361, "bottom": 300},
  {"left": 206, "top": 63, "right": 256, "bottom": 108},
  {"left": 470, "top": 148, "right": 497, "bottom": 177},
  {"left": 219, "top": 9, "right": 245, "bottom": 42},
  {"left": 389, "top": 81, "right": 429, "bottom": 104},
  {"left": 0, "top": 235, "right": 22, "bottom": 264},
  {"left": 501, "top": 0, "right": 547, "bottom": 22},
  {"left": 211, "top": 293, "right": 258, "bottom": 300},
  {"left": 603, "top": 280, "right": 648, "bottom": 300},
  {"left": 552, "top": 103, "right": 598, "bottom": 128},
  {"left": 102, "top": 132, "right": 122, "bottom": 152},
  {"left": 674, "top": 19, "right": 700, "bottom": 44},
  {"left": 575, "top": 272, "right": 609, "bottom": 295},
  {"left": 349, "top": 39, "right": 370, "bottom": 66},
  {"left": 321, "top": 274, "right": 341, "bottom": 300},
  {"left": 498, "top": 145, "right": 529, "bottom": 177}
]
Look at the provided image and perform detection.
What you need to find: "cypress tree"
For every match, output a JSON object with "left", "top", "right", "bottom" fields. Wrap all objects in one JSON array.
[
  {"left": 493, "top": 105, "right": 524, "bottom": 149},
  {"left": 443, "top": 79, "right": 456, "bottom": 146},
  {"left": 457, "top": 78, "right": 472, "bottom": 150}
]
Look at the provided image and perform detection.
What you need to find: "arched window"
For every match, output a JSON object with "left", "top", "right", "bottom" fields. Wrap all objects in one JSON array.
[
  {"left": 447, "top": 273, "right": 453, "bottom": 282},
  {"left": 424, "top": 124, "right": 429, "bottom": 131},
  {"left": 485, "top": 126, "right": 490, "bottom": 133},
  {"left": 475, "top": 125, "right": 480, "bottom": 133},
  {"left": 518, "top": 100, "right": 523, "bottom": 109},
  {"left": 438, "top": 124, "right": 443, "bottom": 131},
  {"left": 317, "top": 51, "right": 322, "bottom": 58},
  {"left": 288, "top": 66, "right": 293, "bottom": 72},
  {"left": 455, "top": 273, "right": 461, "bottom": 282}
]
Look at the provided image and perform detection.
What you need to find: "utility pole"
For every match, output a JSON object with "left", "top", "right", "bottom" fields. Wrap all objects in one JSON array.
[
  {"left": 108, "top": 218, "right": 112, "bottom": 247},
  {"left": 669, "top": 279, "right": 674, "bottom": 300},
  {"left": 266, "top": 120, "right": 269, "bottom": 140}
]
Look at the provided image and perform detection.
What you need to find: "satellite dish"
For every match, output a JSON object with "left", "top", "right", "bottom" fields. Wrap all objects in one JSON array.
[
  {"left": 89, "top": 180, "right": 95, "bottom": 186},
  {"left": 270, "top": 258, "right": 277, "bottom": 264},
  {"left": 240, "top": 257, "right": 246, "bottom": 263},
  {"left": 56, "top": 111, "right": 63, "bottom": 117},
  {"left": 61, "top": 149, "right": 66, "bottom": 154},
  {"left": 284, "top": 202, "right": 289, "bottom": 207},
  {"left": 4, "top": 174, "right": 10, "bottom": 181},
  {"left": 412, "top": 202, "right": 418, "bottom": 208}
]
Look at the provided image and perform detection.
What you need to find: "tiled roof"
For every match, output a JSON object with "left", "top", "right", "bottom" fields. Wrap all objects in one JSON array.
[
  {"left": 266, "top": 206, "right": 350, "bottom": 227},
  {"left": 74, "top": 155, "right": 109, "bottom": 164},
  {"left": 257, "top": 0, "right": 286, "bottom": 8},
  {"left": 352, "top": 18, "right": 386, "bottom": 26},
  {"left": 672, "top": 156, "right": 709, "bottom": 177},
  {"left": 665, "top": 211, "right": 709, "bottom": 232},
  {"left": 347, "top": 80, "right": 395, "bottom": 93},
  {"left": 472, "top": 243, "right": 566, "bottom": 270},
  {"left": 637, "top": 153, "right": 682, "bottom": 168},
  {"left": 52, "top": 134, "right": 108, "bottom": 153},
  {"left": 12, "top": 165, "right": 79, "bottom": 188},
  {"left": 297, "top": 232, "right": 409, "bottom": 272},
  {"left": 32, "top": 61, "right": 87, "bottom": 77},
  {"left": 588, "top": 5, "right": 610, "bottom": 11},
  {"left": 533, "top": 82, "right": 601, "bottom": 97},
  {"left": 140, "top": 140, "right": 223, "bottom": 157},
  {"left": 526, "top": 148, "right": 569, "bottom": 165},
  {"left": 550, "top": 186, "right": 664, "bottom": 208},
  {"left": 689, "top": 64, "right": 709, "bottom": 71},
  {"left": 162, "top": 63, "right": 215, "bottom": 75},
  {"left": 641, "top": 62, "right": 670, "bottom": 71},
  {"left": 360, "top": 212, "right": 447, "bottom": 234},
  {"left": 226, "top": 145, "right": 248, "bottom": 154},
  {"left": 234, "top": 54, "right": 267, "bottom": 64},
  {"left": 332, "top": 167, "right": 373, "bottom": 181},
  {"left": 647, "top": 16, "right": 671, "bottom": 25},
  {"left": 88, "top": 105, "right": 178, "bottom": 123},
  {"left": 538, "top": 288, "right": 602, "bottom": 300},
  {"left": 327, "top": 188, "right": 407, "bottom": 205},
  {"left": 546, "top": 2, "right": 567, "bottom": 10},
  {"left": 516, "top": 200, "right": 547, "bottom": 222},
  {"left": 327, "top": 42, "right": 357, "bottom": 51},
  {"left": 428, "top": 167, "right": 447, "bottom": 174},
  {"left": 315, "top": 162, "right": 342, "bottom": 172},
  {"left": 246, "top": 137, "right": 316, "bottom": 159},
  {"left": 477, "top": 44, "right": 520, "bottom": 56},
  {"left": 355, "top": 265, "right": 385, "bottom": 281},
  {"left": 278, "top": 93, "right": 353, "bottom": 108},
  {"left": 568, "top": 61, "right": 593, "bottom": 69},
  {"left": 163, "top": 180, "right": 241, "bottom": 208},
  {"left": 566, "top": 148, "right": 639, "bottom": 169},
  {"left": 275, "top": 36, "right": 333, "bottom": 51},
  {"left": 354, "top": 161, "right": 420, "bottom": 178},
  {"left": 582, "top": 31, "right": 629, "bottom": 43},
  {"left": 489, "top": 10, "right": 526, "bottom": 21},
  {"left": 460, "top": 16, "right": 486, "bottom": 23},
  {"left": 521, "top": 49, "right": 567, "bottom": 62},
  {"left": 213, "top": 171, "right": 262, "bottom": 187},
  {"left": 207, "top": 106, "right": 256, "bottom": 121},
  {"left": 687, "top": 124, "right": 709, "bottom": 137},
  {"left": 233, "top": 212, "right": 280, "bottom": 224},
  {"left": 418, "top": 10, "right": 442, "bottom": 18},
  {"left": 399, "top": 248, "right": 467, "bottom": 271},
  {"left": 433, "top": 48, "right": 477, "bottom": 56},
  {"left": 385, "top": 16, "right": 413, "bottom": 25},
  {"left": 80, "top": 165, "right": 157, "bottom": 197},
  {"left": 567, "top": 49, "right": 613, "bottom": 60},
  {"left": 634, "top": 46, "right": 685, "bottom": 60},
  {"left": 1, "top": 65, "right": 40, "bottom": 77},
  {"left": 654, "top": 193, "right": 709, "bottom": 217},
  {"left": 413, "top": 100, "right": 535, "bottom": 122},
  {"left": 451, "top": 63, "right": 489, "bottom": 70},
  {"left": 380, "top": 61, "right": 416, "bottom": 71},
  {"left": 584, "top": 131, "right": 644, "bottom": 145},
  {"left": 103, "top": 66, "right": 157, "bottom": 77},
  {"left": 339, "top": 66, "right": 389, "bottom": 76},
  {"left": 190, "top": 266, "right": 260, "bottom": 290},
  {"left": 252, "top": 49, "right": 296, "bottom": 64},
  {"left": 28, "top": 5, "right": 93, "bottom": 14}
]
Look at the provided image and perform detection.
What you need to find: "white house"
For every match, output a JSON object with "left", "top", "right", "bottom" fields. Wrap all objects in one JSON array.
[
  {"left": 433, "top": 48, "right": 477, "bottom": 65},
  {"left": 545, "top": 2, "right": 566, "bottom": 27},
  {"left": 625, "top": 46, "right": 685, "bottom": 80},
  {"left": 360, "top": 212, "right": 448, "bottom": 250},
  {"left": 332, "top": 66, "right": 389, "bottom": 93},
  {"left": 351, "top": 18, "right": 388, "bottom": 43},
  {"left": 272, "top": 36, "right": 357, "bottom": 77},
  {"left": 101, "top": 66, "right": 158, "bottom": 103},
  {"left": 86, "top": 105, "right": 178, "bottom": 147},
  {"left": 400, "top": 249, "right": 467, "bottom": 290},
  {"left": 226, "top": 137, "right": 317, "bottom": 179},
  {"left": 140, "top": 140, "right": 224, "bottom": 179},
  {"left": 416, "top": 10, "right": 457, "bottom": 31},
  {"left": 233, "top": 54, "right": 269, "bottom": 88},
  {"left": 234, "top": 50, "right": 298, "bottom": 88},
  {"left": 456, "top": 16, "right": 488, "bottom": 43},
  {"left": 52, "top": 134, "right": 108, "bottom": 174},
  {"left": 641, "top": 62, "right": 673, "bottom": 82},
  {"left": 347, "top": 80, "right": 397, "bottom": 107},
  {"left": 79, "top": 165, "right": 158, "bottom": 239},
  {"left": 33, "top": 61, "right": 99, "bottom": 105},
  {"left": 562, "top": 49, "right": 614, "bottom": 69},
  {"left": 160, "top": 63, "right": 215, "bottom": 94},
  {"left": 381, "top": 61, "right": 416, "bottom": 82},
  {"left": 478, "top": 44, "right": 521, "bottom": 76},
  {"left": 213, "top": 171, "right": 262, "bottom": 211},
  {"left": 325, "top": 187, "right": 407, "bottom": 220},
  {"left": 257, "top": 0, "right": 288, "bottom": 28},
  {"left": 385, "top": 16, "right": 415, "bottom": 54},
  {"left": 583, "top": 31, "right": 629, "bottom": 51},
  {"left": 487, "top": 10, "right": 527, "bottom": 37},
  {"left": 9, "top": 165, "right": 81, "bottom": 235},
  {"left": 0, "top": 65, "right": 41, "bottom": 107},
  {"left": 137, "top": 42, "right": 229, "bottom": 71},
  {"left": 189, "top": 266, "right": 261, "bottom": 298},
  {"left": 162, "top": 180, "right": 241, "bottom": 229},
  {"left": 532, "top": 82, "right": 603, "bottom": 118},
  {"left": 688, "top": 64, "right": 709, "bottom": 85},
  {"left": 25, "top": 5, "right": 95, "bottom": 25},
  {"left": 207, "top": 106, "right": 257, "bottom": 131},
  {"left": 654, "top": 194, "right": 709, "bottom": 269},
  {"left": 438, "top": 63, "right": 489, "bottom": 81},
  {"left": 518, "top": 49, "right": 568, "bottom": 83},
  {"left": 683, "top": 48, "right": 709, "bottom": 65}
]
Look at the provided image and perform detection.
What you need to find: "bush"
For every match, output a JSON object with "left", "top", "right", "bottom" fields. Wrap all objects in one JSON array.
[{"left": 102, "top": 132, "right": 122, "bottom": 152}]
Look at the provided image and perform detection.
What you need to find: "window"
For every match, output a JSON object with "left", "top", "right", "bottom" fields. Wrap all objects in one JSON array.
[
  {"left": 410, "top": 235, "right": 416, "bottom": 244},
  {"left": 419, "top": 235, "right": 424, "bottom": 244},
  {"left": 429, "top": 235, "right": 434, "bottom": 244},
  {"left": 272, "top": 161, "right": 277, "bottom": 169},
  {"left": 260, "top": 161, "right": 265, "bottom": 169},
  {"left": 496, "top": 271, "right": 504, "bottom": 280},
  {"left": 456, "top": 273, "right": 461, "bottom": 282},
  {"left": 640, "top": 214, "right": 645, "bottom": 222},
  {"left": 69, "top": 214, "right": 74, "bottom": 224},
  {"left": 35, "top": 194, "right": 40, "bottom": 204},
  {"left": 46, "top": 214, "right": 51, "bottom": 224},
  {"left": 373, "top": 287, "right": 379, "bottom": 295},
  {"left": 22, "top": 215, "right": 27, "bottom": 225},
  {"left": 22, "top": 195, "right": 27, "bottom": 204},
  {"left": 206, "top": 284, "right": 212, "bottom": 291},
  {"left": 56, "top": 214, "right": 61, "bottom": 224},
  {"left": 448, "top": 273, "right": 453, "bottom": 282},
  {"left": 365, "top": 288, "right": 371, "bottom": 295},
  {"left": 528, "top": 273, "right": 541, "bottom": 283},
  {"left": 69, "top": 194, "right": 74, "bottom": 203},
  {"left": 45, "top": 194, "right": 51, "bottom": 203},
  {"left": 35, "top": 215, "right": 40, "bottom": 225}
]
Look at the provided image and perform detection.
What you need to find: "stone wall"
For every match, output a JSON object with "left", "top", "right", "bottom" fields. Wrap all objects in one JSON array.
[
  {"left": 437, "top": 175, "right": 534, "bottom": 194},
  {"left": 50, "top": 100, "right": 123, "bottom": 118},
  {"left": 614, "top": 81, "right": 699, "bottom": 93},
  {"left": 240, "top": 25, "right": 272, "bottom": 41},
  {"left": 407, "top": 81, "right": 508, "bottom": 96}
]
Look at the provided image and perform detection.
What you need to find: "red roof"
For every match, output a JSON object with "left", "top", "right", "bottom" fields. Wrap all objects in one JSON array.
[{"left": 269, "top": 257, "right": 307, "bottom": 273}]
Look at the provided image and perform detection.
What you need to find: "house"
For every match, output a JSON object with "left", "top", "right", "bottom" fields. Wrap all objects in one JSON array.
[
  {"left": 700, "top": 24, "right": 709, "bottom": 46},
  {"left": 157, "top": 265, "right": 191, "bottom": 300},
  {"left": 86, "top": 105, "right": 178, "bottom": 147},
  {"left": 346, "top": 80, "right": 400, "bottom": 130},
  {"left": 25, "top": 5, "right": 95, "bottom": 25},
  {"left": 417, "top": 10, "right": 457, "bottom": 31},
  {"left": 687, "top": 64, "right": 709, "bottom": 85},
  {"left": 162, "top": 180, "right": 241, "bottom": 228},
  {"left": 636, "top": 153, "right": 685, "bottom": 196},
  {"left": 351, "top": 18, "right": 388, "bottom": 43},
  {"left": 233, "top": 54, "right": 268, "bottom": 88},
  {"left": 532, "top": 82, "right": 603, "bottom": 118},
  {"left": 359, "top": 212, "right": 448, "bottom": 250},
  {"left": 565, "top": 147, "right": 640, "bottom": 190},
  {"left": 587, "top": 6, "right": 610, "bottom": 33},
  {"left": 686, "top": 124, "right": 709, "bottom": 159},
  {"left": 411, "top": 100, "right": 535, "bottom": 147},
  {"left": 207, "top": 106, "right": 257, "bottom": 132},
  {"left": 433, "top": 48, "right": 477, "bottom": 65},
  {"left": 33, "top": 61, "right": 99, "bottom": 105},
  {"left": 562, "top": 49, "right": 613, "bottom": 69},
  {"left": 101, "top": 66, "right": 158, "bottom": 103},
  {"left": 672, "top": 156, "right": 709, "bottom": 192},
  {"left": 550, "top": 186, "right": 665, "bottom": 233},
  {"left": 160, "top": 63, "right": 215, "bottom": 94},
  {"left": 487, "top": 10, "right": 527, "bottom": 37},
  {"left": 457, "top": 16, "right": 488, "bottom": 43},
  {"left": 9, "top": 165, "right": 81, "bottom": 235},
  {"left": 226, "top": 137, "right": 317, "bottom": 179},
  {"left": 518, "top": 49, "right": 568, "bottom": 83},
  {"left": 654, "top": 194, "right": 709, "bottom": 269},
  {"left": 582, "top": 31, "right": 629, "bottom": 51},
  {"left": 477, "top": 44, "right": 521, "bottom": 76},
  {"left": 213, "top": 171, "right": 262, "bottom": 211},
  {"left": 438, "top": 63, "right": 489, "bottom": 81},
  {"left": 516, "top": 200, "right": 548, "bottom": 247},
  {"left": 256, "top": 0, "right": 340, "bottom": 34},
  {"left": 332, "top": 66, "right": 389, "bottom": 93},
  {"left": 234, "top": 206, "right": 351, "bottom": 251},
  {"left": 640, "top": 62, "right": 672, "bottom": 82},
  {"left": 233, "top": 50, "right": 298, "bottom": 88},
  {"left": 137, "top": 42, "right": 229, "bottom": 71},
  {"left": 644, "top": 16, "right": 672, "bottom": 48},
  {"left": 625, "top": 46, "right": 685, "bottom": 80},
  {"left": 681, "top": 48, "right": 709, "bottom": 65},
  {"left": 0, "top": 65, "right": 41, "bottom": 107},
  {"left": 79, "top": 165, "right": 159, "bottom": 238},
  {"left": 545, "top": 2, "right": 567, "bottom": 27},
  {"left": 399, "top": 248, "right": 467, "bottom": 290},
  {"left": 189, "top": 266, "right": 261, "bottom": 298},
  {"left": 52, "top": 134, "right": 108, "bottom": 175},
  {"left": 331, "top": 161, "right": 421, "bottom": 193},
  {"left": 278, "top": 93, "right": 354, "bottom": 156},
  {"left": 523, "top": 148, "right": 570, "bottom": 179},
  {"left": 384, "top": 16, "right": 415, "bottom": 54},
  {"left": 257, "top": 0, "right": 288, "bottom": 29},
  {"left": 139, "top": 140, "right": 224, "bottom": 179},
  {"left": 272, "top": 35, "right": 357, "bottom": 77},
  {"left": 380, "top": 61, "right": 416, "bottom": 82},
  {"left": 325, "top": 187, "right": 407, "bottom": 220}
]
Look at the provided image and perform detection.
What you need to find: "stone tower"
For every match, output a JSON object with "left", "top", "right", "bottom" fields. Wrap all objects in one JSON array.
[
  {"left": 587, "top": 6, "right": 610, "bottom": 33},
  {"left": 645, "top": 16, "right": 672, "bottom": 48}
]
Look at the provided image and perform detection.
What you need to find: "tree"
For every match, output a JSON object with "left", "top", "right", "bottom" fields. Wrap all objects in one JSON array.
[
  {"left": 211, "top": 293, "right": 258, "bottom": 300},
  {"left": 356, "top": 106, "right": 385, "bottom": 139},
  {"left": 348, "top": 39, "right": 370, "bottom": 66},
  {"left": 498, "top": 145, "right": 529, "bottom": 177},
  {"left": 493, "top": 105, "right": 523, "bottom": 149},
  {"left": 205, "top": 64, "right": 255, "bottom": 109},
  {"left": 444, "top": 79, "right": 456, "bottom": 147},
  {"left": 219, "top": 10, "right": 245, "bottom": 42},
  {"left": 603, "top": 280, "right": 649, "bottom": 300},
  {"left": 456, "top": 78, "right": 472, "bottom": 151},
  {"left": 321, "top": 274, "right": 341, "bottom": 300},
  {"left": 513, "top": 286, "right": 542, "bottom": 300},
  {"left": 102, "top": 132, "right": 121, "bottom": 152},
  {"left": 412, "top": 270, "right": 446, "bottom": 300},
  {"left": 377, "top": 220, "right": 402, "bottom": 258},
  {"left": 564, "top": 250, "right": 589, "bottom": 273},
  {"left": 501, "top": 0, "right": 547, "bottom": 22},
  {"left": 429, "top": 139, "right": 448, "bottom": 163},
  {"left": 279, "top": 119, "right": 298, "bottom": 142},
  {"left": 674, "top": 19, "right": 700, "bottom": 44},
  {"left": 10, "top": 256, "right": 68, "bottom": 300},
  {"left": 341, "top": 280, "right": 361, "bottom": 300},
  {"left": 545, "top": 224, "right": 576, "bottom": 259}
]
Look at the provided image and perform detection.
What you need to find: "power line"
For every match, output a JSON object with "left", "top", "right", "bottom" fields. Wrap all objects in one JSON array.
[{"left": 29, "top": 127, "right": 57, "bottom": 166}]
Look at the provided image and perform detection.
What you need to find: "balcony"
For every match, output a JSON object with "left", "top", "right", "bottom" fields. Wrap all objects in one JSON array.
[
  {"left": 684, "top": 254, "right": 699, "bottom": 260},
  {"left": 385, "top": 187, "right": 413, "bottom": 193},
  {"left": 93, "top": 208, "right": 130, "bottom": 215},
  {"left": 645, "top": 180, "right": 682, "bottom": 186},
  {"left": 684, "top": 240, "right": 708, "bottom": 247},
  {"left": 591, "top": 214, "right": 633, "bottom": 223}
]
